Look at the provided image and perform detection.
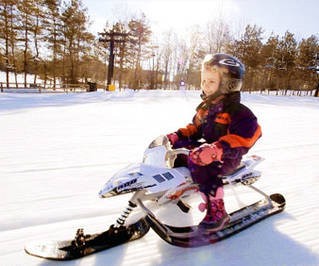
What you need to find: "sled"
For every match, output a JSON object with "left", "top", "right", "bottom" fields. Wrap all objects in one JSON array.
[{"left": 25, "top": 136, "right": 285, "bottom": 260}]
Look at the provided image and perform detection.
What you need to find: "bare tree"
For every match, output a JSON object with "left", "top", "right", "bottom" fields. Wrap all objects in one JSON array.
[
  {"left": 205, "top": 18, "right": 231, "bottom": 54},
  {"left": 161, "top": 30, "right": 174, "bottom": 89}
]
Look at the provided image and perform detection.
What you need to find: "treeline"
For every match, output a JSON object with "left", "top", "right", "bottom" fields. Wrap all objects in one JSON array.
[
  {"left": 228, "top": 25, "right": 319, "bottom": 94},
  {"left": 1, "top": 0, "right": 319, "bottom": 92},
  {"left": 0, "top": 0, "right": 96, "bottom": 88}
]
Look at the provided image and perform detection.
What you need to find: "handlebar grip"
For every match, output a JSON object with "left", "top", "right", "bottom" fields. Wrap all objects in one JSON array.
[{"left": 174, "top": 148, "right": 190, "bottom": 156}]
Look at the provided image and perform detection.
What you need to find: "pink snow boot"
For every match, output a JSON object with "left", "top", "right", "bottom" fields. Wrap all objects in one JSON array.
[{"left": 198, "top": 187, "right": 230, "bottom": 232}]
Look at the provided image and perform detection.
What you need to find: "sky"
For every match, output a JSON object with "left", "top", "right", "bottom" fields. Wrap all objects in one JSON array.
[{"left": 81, "top": 0, "right": 319, "bottom": 40}]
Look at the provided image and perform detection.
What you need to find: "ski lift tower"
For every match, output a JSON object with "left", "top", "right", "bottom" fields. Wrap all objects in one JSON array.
[{"left": 99, "top": 31, "right": 128, "bottom": 90}]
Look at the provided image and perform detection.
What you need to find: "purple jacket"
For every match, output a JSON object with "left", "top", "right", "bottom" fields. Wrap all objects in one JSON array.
[{"left": 174, "top": 92, "right": 262, "bottom": 176}]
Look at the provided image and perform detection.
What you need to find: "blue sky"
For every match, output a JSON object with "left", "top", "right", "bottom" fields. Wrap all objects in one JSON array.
[{"left": 82, "top": 0, "right": 318, "bottom": 40}]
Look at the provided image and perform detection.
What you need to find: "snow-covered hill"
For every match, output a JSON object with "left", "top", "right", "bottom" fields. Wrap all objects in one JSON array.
[
  {"left": 0, "top": 71, "right": 42, "bottom": 85},
  {"left": 1, "top": 90, "right": 319, "bottom": 266}
]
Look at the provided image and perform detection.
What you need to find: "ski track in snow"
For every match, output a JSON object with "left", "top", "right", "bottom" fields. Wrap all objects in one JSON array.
[{"left": 1, "top": 90, "right": 319, "bottom": 266}]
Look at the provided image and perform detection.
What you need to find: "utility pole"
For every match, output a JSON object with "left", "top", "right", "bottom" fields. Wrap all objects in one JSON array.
[{"left": 98, "top": 31, "right": 128, "bottom": 89}]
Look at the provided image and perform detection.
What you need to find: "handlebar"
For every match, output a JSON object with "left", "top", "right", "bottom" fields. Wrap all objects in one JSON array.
[{"left": 174, "top": 148, "right": 190, "bottom": 156}]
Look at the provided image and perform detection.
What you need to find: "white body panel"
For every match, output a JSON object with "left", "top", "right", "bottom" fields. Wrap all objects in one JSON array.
[{"left": 98, "top": 136, "right": 263, "bottom": 203}]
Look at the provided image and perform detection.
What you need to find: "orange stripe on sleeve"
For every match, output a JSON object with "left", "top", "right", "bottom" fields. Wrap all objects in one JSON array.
[
  {"left": 178, "top": 124, "right": 198, "bottom": 137},
  {"left": 219, "top": 125, "right": 262, "bottom": 148}
]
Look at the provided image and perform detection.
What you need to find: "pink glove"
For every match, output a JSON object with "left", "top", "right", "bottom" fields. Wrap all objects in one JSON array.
[
  {"left": 189, "top": 142, "right": 223, "bottom": 166},
  {"left": 167, "top": 133, "right": 179, "bottom": 146}
]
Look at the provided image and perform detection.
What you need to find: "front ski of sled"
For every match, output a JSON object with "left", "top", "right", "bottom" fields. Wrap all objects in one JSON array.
[
  {"left": 145, "top": 193, "right": 285, "bottom": 247},
  {"left": 24, "top": 218, "right": 150, "bottom": 260}
]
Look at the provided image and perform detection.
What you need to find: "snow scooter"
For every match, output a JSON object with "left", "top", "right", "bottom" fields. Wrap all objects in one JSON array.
[{"left": 25, "top": 135, "right": 285, "bottom": 260}]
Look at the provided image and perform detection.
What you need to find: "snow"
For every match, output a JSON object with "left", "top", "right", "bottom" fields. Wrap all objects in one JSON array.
[
  {"left": 0, "top": 71, "right": 61, "bottom": 91},
  {"left": 1, "top": 71, "right": 33, "bottom": 82},
  {"left": 1, "top": 89, "right": 319, "bottom": 266}
]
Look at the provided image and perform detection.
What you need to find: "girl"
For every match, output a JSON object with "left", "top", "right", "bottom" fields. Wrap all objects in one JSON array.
[{"left": 167, "top": 53, "right": 262, "bottom": 231}]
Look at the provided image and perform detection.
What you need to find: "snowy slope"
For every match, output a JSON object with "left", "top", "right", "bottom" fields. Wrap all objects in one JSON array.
[
  {"left": 1, "top": 90, "right": 319, "bottom": 266},
  {"left": 0, "top": 71, "right": 43, "bottom": 85}
]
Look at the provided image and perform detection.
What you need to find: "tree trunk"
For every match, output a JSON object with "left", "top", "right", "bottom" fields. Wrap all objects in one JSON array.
[
  {"left": 23, "top": 16, "right": 29, "bottom": 88},
  {"left": 4, "top": 3, "right": 10, "bottom": 87},
  {"left": 33, "top": 14, "right": 41, "bottom": 85}
]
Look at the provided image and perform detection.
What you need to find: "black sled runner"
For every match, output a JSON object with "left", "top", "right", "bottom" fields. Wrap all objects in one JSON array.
[
  {"left": 24, "top": 218, "right": 150, "bottom": 260},
  {"left": 24, "top": 136, "right": 285, "bottom": 260},
  {"left": 144, "top": 193, "right": 285, "bottom": 247}
]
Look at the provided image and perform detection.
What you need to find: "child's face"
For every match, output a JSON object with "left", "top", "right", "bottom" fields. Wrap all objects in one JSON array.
[{"left": 201, "top": 68, "right": 221, "bottom": 97}]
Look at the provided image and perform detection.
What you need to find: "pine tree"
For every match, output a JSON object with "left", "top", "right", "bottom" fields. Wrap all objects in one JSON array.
[
  {"left": 127, "top": 13, "right": 152, "bottom": 89},
  {"left": 31, "top": 0, "right": 45, "bottom": 84},
  {"left": 17, "top": 0, "right": 37, "bottom": 87},
  {"left": 297, "top": 35, "right": 319, "bottom": 94},
  {"left": 276, "top": 31, "right": 297, "bottom": 93},
  {"left": 42, "top": 0, "right": 63, "bottom": 87},
  {"left": 0, "top": 0, "right": 17, "bottom": 87},
  {"left": 261, "top": 34, "right": 280, "bottom": 91},
  {"left": 60, "top": 0, "right": 93, "bottom": 84}
]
